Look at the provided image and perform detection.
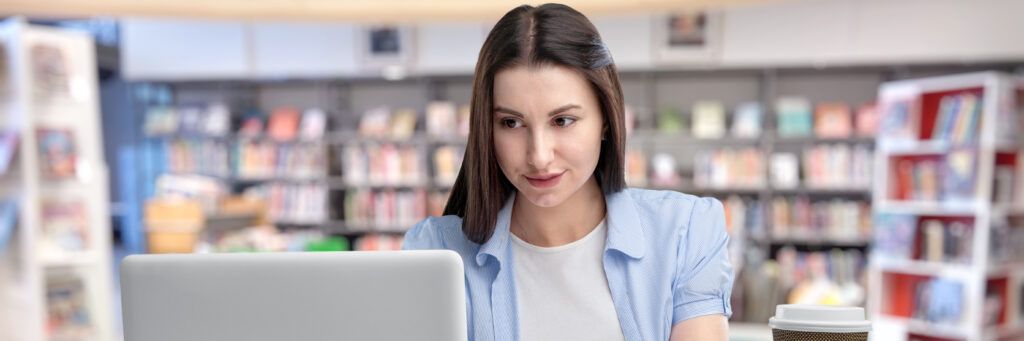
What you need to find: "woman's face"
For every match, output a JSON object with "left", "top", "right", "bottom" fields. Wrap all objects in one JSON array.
[{"left": 492, "top": 64, "right": 604, "bottom": 208}]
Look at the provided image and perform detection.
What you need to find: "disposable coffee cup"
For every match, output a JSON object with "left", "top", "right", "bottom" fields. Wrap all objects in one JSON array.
[{"left": 768, "top": 304, "right": 871, "bottom": 341}]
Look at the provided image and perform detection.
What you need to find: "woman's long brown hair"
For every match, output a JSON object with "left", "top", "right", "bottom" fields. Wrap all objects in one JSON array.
[{"left": 443, "top": 3, "right": 626, "bottom": 244}]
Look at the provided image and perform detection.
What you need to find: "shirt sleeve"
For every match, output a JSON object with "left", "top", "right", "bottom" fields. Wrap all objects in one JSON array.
[
  {"left": 672, "top": 197, "right": 735, "bottom": 325},
  {"left": 401, "top": 218, "right": 442, "bottom": 250}
]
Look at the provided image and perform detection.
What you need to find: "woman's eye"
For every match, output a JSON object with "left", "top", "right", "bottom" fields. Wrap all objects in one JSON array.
[
  {"left": 501, "top": 118, "right": 522, "bottom": 129},
  {"left": 553, "top": 116, "right": 577, "bottom": 127}
]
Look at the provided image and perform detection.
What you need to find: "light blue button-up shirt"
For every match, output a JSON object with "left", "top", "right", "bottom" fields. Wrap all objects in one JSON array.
[{"left": 402, "top": 188, "right": 734, "bottom": 341}]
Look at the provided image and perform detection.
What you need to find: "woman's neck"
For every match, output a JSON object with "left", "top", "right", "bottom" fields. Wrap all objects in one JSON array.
[{"left": 510, "top": 176, "right": 607, "bottom": 247}]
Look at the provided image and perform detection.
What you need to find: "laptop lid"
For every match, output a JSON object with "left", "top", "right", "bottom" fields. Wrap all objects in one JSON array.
[{"left": 120, "top": 250, "right": 467, "bottom": 341}]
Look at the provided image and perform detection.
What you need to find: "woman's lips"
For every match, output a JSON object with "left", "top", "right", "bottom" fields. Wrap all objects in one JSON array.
[{"left": 525, "top": 172, "right": 564, "bottom": 188}]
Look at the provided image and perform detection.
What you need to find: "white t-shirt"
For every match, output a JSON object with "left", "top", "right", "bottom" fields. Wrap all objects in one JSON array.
[{"left": 511, "top": 219, "right": 625, "bottom": 341}]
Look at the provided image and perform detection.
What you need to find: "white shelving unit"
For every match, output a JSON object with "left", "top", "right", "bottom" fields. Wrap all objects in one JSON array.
[
  {"left": 868, "top": 72, "right": 1024, "bottom": 341},
  {"left": 0, "top": 18, "right": 114, "bottom": 341}
]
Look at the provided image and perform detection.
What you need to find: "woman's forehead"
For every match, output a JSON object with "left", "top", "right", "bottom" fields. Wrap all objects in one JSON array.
[{"left": 492, "top": 65, "right": 595, "bottom": 112}]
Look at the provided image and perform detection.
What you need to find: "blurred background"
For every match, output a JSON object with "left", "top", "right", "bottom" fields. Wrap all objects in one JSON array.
[{"left": 0, "top": 0, "right": 1023, "bottom": 340}]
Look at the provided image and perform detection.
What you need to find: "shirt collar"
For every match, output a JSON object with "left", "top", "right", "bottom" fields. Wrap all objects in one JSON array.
[
  {"left": 604, "top": 190, "right": 646, "bottom": 259},
  {"left": 476, "top": 195, "right": 515, "bottom": 267},
  {"left": 474, "top": 189, "right": 646, "bottom": 267}
]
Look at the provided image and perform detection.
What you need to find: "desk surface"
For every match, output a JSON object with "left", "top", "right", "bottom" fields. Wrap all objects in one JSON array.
[{"left": 729, "top": 323, "right": 771, "bottom": 341}]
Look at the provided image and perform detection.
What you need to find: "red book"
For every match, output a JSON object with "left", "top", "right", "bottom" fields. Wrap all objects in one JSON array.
[
  {"left": 814, "top": 102, "right": 852, "bottom": 138},
  {"left": 267, "top": 108, "right": 301, "bottom": 141}
]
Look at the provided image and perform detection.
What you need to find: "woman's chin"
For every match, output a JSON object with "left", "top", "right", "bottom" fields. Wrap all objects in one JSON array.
[{"left": 518, "top": 189, "right": 567, "bottom": 208}]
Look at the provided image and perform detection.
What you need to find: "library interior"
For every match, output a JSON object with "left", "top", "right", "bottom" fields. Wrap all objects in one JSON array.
[{"left": 1, "top": 0, "right": 1024, "bottom": 340}]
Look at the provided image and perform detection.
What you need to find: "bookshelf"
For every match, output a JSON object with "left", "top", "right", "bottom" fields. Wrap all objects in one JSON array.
[
  {"left": 868, "top": 72, "right": 1024, "bottom": 341},
  {"left": 123, "top": 64, "right": 1024, "bottom": 322},
  {"left": 0, "top": 19, "right": 114, "bottom": 341}
]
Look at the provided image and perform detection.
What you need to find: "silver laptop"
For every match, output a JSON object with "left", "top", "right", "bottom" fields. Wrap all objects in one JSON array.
[{"left": 120, "top": 250, "right": 467, "bottom": 341}]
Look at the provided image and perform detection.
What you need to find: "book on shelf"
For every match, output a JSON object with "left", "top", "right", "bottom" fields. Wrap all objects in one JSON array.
[
  {"left": 166, "top": 138, "right": 230, "bottom": 178},
  {"left": 918, "top": 218, "right": 972, "bottom": 264},
  {"left": 299, "top": 108, "right": 327, "bottom": 140},
  {"left": 457, "top": 104, "right": 471, "bottom": 138},
  {"left": 344, "top": 189, "right": 427, "bottom": 230},
  {"left": 624, "top": 148, "right": 648, "bottom": 187},
  {"left": 177, "top": 107, "right": 203, "bottom": 136},
  {"left": 802, "top": 144, "right": 873, "bottom": 189},
  {"left": 649, "top": 153, "right": 679, "bottom": 187},
  {"left": 889, "top": 154, "right": 973, "bottom": 202},
  {"left": 40, "top": 197, "right": 90, "bottom": 254},
  {"left": 656, "top": 107, "right": 684, "bottom": 134},
  {"left": 0, "top": 198, "right": 18, "bottom": 253},
  {"left": 143, "top": 107, "right": 177, "bottom": 136},
  {"left": 45, "top": 274, "right": 94, "bottom": 339},
  {"left": 854, "top": 103, "right": 879, "bottom": 137},
  {"left": 153, "top": 174, "right": 229, "bottom": 213},
  {"left": 432, "top": 145, "right": 463, "bottom": 186},
  {"left": 243, "top": 183, "right": 327, "bottom": 224},
  {"left": 342, "top": 143, "right": 427, "bottom": 186},
  {"left": 691, "top": 101, "right": 726, "bottom": 139},
  {"left": 989, "top": 216, "right": 1024, "bottom": 264},
  {"left": 0, "top": 44, "right": 8, "bottom": 98},
  {"left": 813, "top": 102, "right": 852, "bottom": 138},
  {"left": 427, "top": 191, "right": 449, "bottom": 217},
  {"left": 775, "top": 97, "right": 812, "bottom": 137},
  {"left": 769, "top": 152, "right": 799, "bottom": 190},
  {"left": 238, "top": 109, "right": 265, "bottom": 137},
  {"left": 693, "top": 147, "right": 765, "bottom": 189},
  {"left": 235, "top": 141, "right": 324, "bottom": 179},
  {"left": 931, "top": 92, "right": 981, "bottom": 145},
  {"left": 341, "top": 145, "right": 368, "bottom": 185},
  {"left": 913, "top": 278, "right": 964, "bottom": 324},
  {"left": 992, "top": 163, "right": 1014, "bottom": 205},
  {"left": 915, "top": 160, "right": 940, "bottom": 201},
  {"left": 624, "top": 106, "right": 637, "bottom": 138},
  {"left": 426, "top": 101, "right": 457, "bottom": 137},
  {"left": 203, "top": 103, "right": 231, "bottom": 137},
  {"left": 723, "top": 195, "right": 765, "bottom": 241},
  {"left": 982, "top": 279, "right": 1007, "bottom": 327},
  {"left": 30, "top": 43, "right": 72, "bottom": 101},
  {"left": 942, "top": 149, "right": 978, "bottom": 203},
  {"left": 731, "top": 102, "right": 762, "bottom": 138},
  {"left": 1015, "top": 154, "right": 1024, "bottom": 208},
  {"left": 873, "top": 213, "right": 916, "bottom": 261},
  {"left": 36, "top": 127, "right": 77, "bottom": 180},
  {"left": 999, "top": 89, "right": 1024, "bottom": 142},
  {"left": 878, "top": 99, "right": 916, "bottom": 143},
  {"left": 723, "top": 195, "right": 764, "bottom": 273},
  {"left": 390, "top": 108, "right": 418, "bottom": 140},
  {"left": 770, "top": 196, "right": 870, "bottom": 242},
  {"left": 0, "top": 131, "right": 18, "bottom": 176},
  {"left": 1019, "top": 282, "right": 1024, "bottom": 327},
  {"left": 267, "top": 108, "right": 301, "bottom": 141},
  {"left": 359, "top": 107, "right": 392, "bottom": 138}
]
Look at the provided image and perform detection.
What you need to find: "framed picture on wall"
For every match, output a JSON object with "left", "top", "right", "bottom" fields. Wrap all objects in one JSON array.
[
  {"left": 358, "top": 25, "right": 416, "bottom": 70},
  {"left": 652, "top": 11, "right": 722, "bottom": 64}
]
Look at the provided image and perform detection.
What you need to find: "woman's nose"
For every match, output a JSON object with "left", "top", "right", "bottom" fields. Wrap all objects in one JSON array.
[{"left": 526, "top": 129, "right": 554, "bottom": 169}]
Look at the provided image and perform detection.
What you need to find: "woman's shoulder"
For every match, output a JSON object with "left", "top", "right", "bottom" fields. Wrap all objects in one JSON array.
[
  {"left": 402, "top": 215, "right": 475, "bottom": 251},
  {"left": 620, "top": 188, "right": 725, "bottom": 236},
  {"left": 621, "top": 188, "right": 721, "bottom": 216}
]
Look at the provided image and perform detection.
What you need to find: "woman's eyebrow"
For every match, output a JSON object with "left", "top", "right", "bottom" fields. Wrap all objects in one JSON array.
[{"left": 493, "top": 104, "right": 581, "bottom": 118}]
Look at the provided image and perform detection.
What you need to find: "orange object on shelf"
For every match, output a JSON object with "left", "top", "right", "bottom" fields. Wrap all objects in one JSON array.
[{"left": 144, "top": 199, "right": 204, "bottom": 253}]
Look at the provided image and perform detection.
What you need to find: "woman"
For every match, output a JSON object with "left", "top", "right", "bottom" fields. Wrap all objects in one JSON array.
[{"left": 403, "top": 4, "right": 733, "bottom": 340}]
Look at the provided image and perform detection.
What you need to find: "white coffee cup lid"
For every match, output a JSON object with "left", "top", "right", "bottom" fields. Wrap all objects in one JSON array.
[{"left": 768, "top": 305, "right": 871, "bottom": 333}]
